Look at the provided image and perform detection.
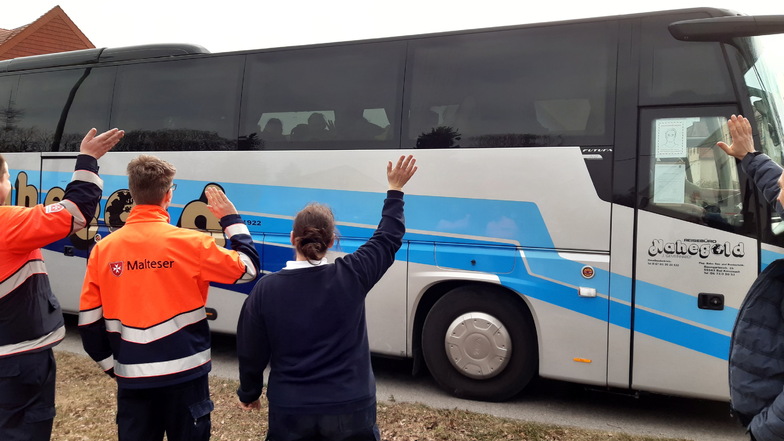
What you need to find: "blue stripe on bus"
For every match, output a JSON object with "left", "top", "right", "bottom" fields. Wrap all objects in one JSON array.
[
  {"left": 37, "top": 175, "right": 552, "bottom": 248},
  {"left": 499, "top": 272, "right": 611, "bottom": 322},
  {"left": 521, "top": 248, "right": 609, "bottom": 291},
  {"left": 635, "top": 280, "right": 737, "bottom": 334},
  {"left": 634, "top": 308, "right": 730, "bottom": 360},
  {"left": 610, "top": 272, "right": 633, "bottom": 304},
  {"left": 32, "top": 172, "right": 735, "bottom": 360},
  {"left": 609, "top": 299, "right": 632, "bottom": 329},
  {"left": 762, "top": 249, "right": 783, "bottom": 270},
  {"left": 8, "top": 169, "right": 42, "bottom": 204}
]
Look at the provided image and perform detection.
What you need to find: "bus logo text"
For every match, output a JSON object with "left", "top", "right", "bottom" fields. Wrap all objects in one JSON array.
[{"left": 648, "top": 239, "right": 744, "bottom": 259}]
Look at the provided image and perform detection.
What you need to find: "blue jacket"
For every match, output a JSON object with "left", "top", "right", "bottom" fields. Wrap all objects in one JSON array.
[
  {"left": 236, "top": 190, "right": 405, "bottom": 414},
  {"left": 730, "top": 153, "right": 784, "bottom": 441},
  {"left": 742, "top": 153, "right": 784, "bottom": 215}
]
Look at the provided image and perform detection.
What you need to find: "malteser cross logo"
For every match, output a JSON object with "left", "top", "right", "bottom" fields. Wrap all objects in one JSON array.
[{"left": 109, "top": 261, "right": 124, "bottom": 277}]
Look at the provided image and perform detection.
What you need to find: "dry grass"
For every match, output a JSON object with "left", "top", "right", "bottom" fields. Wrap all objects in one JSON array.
[{"left": 52, "top": 352, "right": 688, "bottom": 441}]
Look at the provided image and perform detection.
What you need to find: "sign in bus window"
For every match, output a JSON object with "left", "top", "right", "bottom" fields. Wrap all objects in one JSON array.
[
  {"left": 649, "top": 116, "right": 742, "bottom": 229},
  {"left": 655, "top": 119, "right": 687, "bottom": 158},
  {"left": 653, "top": 163, "right": 686, "bottom": 204}
]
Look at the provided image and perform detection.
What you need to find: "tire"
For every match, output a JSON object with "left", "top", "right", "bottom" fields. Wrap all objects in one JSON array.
[{"left": 422, "top": 285, "right": 537, "bottom": 401}]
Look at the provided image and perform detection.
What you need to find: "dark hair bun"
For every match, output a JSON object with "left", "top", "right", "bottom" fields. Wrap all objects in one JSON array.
[
  {"left": 299, "top": 227, "right": 329, "bottom": 261},
  {"left": 292, "top": 203, "right": 336, "bottom": 261}
]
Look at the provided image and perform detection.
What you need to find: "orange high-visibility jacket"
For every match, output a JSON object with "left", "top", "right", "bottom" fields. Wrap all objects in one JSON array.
[
  {"left": 78, "top": 204, "right": 259, "bottom": 389},
  {"left": 0, "top": 155, "right": 103, "bottom": 358}
]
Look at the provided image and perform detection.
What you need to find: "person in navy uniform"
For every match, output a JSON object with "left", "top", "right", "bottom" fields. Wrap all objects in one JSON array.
[
  {"left": 237, "top": 155, "right": 417, "bottom": 441},
  {"left": 718, "top": 114, "right": 784, "bottom": 441}
]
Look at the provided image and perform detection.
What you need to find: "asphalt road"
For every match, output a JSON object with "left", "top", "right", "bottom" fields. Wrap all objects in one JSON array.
[{"left": 56, "top": 317, "right": 746, "bottom": 441}]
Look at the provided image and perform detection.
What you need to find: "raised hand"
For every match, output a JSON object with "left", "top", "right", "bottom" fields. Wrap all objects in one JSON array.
[
  {"left": 205, "top": 186, "right": 238, "bottom": 219},
  {"left": 79, "top": 128, "right": 125, "bottom": 159},
  {"left": 387, "top": 155, "right": 418, "bottom": 191},
  {"left": 717, "top": 115, "right": 755, "bottom": 160}
]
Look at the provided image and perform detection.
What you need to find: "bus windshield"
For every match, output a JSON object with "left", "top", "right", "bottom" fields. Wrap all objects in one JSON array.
[{"left": 743, "top": 35, "right": 784, "bottom": 164}]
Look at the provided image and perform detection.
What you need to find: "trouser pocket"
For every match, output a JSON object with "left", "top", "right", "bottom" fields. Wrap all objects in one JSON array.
[
  {"left": 0, "top": 352, "right": 56, "bottom": 440},
  {"left": 187, "top": 399, "right": 214, "bottom": 441},
  {"left": 0, "top": 358, "right": 22, "bottom": 408}
]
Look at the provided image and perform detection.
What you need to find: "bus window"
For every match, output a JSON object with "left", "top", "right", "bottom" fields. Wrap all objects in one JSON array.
[
  {"left": 736, "top": 34, "right": 784, "bottom": 241},
  {"left": 239, "top": 42, "right": 404, "bottom": 150},
  {"left": 639, "top": 14, "right": 733, "bottom": 106},
  {"left": 256, "top": 110, "right": 335, "bottom": 145},
  {"left": 3, "top": 70, "right": 86, "bottom": 152},
  {"left": 643, "top": 115, "right": 745, "bottom": 232},
  {"left": 0, "top": 75, "right": 17, "bottom": 152},
  {"left": 112, "top": 56, "right": 243, "bottom": 151},
  {"left": 60, "top": 67, "right": 115, "bottom": 152},
  {"left": 254, "top": 108, "right": 393, "bottom": 147},
  {"left": 405, "top": 22, "right": 616, "bottom": 148},
  {"left": 741, "top": 36, "right": 784, "bottom": 165}
]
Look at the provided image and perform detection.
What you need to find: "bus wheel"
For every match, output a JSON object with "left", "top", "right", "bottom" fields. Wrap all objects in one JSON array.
[{"left": 422, "top": 286, "right": 537, "bottom": 401}]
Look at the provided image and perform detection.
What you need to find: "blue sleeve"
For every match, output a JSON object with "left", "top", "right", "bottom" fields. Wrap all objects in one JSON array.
[
  {"left": 339, "top": 190, "right": 405, "bottom": 293},
  {"left": 220, "top": 213, "right": 260, "bottom": 283},
  {"left": 750, "top": 389, "right": 784, "bottom": 441},
  {"left": 236, "top": 284, "right": 270, "bottom": 403},
  {"left": 64, "top": 154, "right": 104, "bottom": 222},
  {"left": 742, "top": 153, "right": 784, "bottom": 216},
  {"left": 78, "top": 314, "right": 116, "bottom": 378}
]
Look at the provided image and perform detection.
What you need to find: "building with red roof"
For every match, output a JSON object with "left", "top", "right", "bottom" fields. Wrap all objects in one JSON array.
[{"left": 0, "top": 5, "right": 93, "bottom": 60}]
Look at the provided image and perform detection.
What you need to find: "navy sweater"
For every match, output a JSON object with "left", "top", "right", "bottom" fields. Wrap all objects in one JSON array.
[
  {"left": 730, "top": 153, "right": 784, "bottom": 440},
  {"left": 237, "top": 190, "right": 405, "bottom": 414}
]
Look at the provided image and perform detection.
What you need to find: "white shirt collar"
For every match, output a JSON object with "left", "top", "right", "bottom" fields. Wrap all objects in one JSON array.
[{"left": 283, "top": 258, "right": 329, "bottom": 270}]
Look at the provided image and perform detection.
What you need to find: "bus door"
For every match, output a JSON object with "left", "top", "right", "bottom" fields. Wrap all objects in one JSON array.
[
  {"left": 40, "top": 154, "right": 98, "bottom": 312},
  {"left": 632, "top": 108, "right": 758, "bottom": 400}
]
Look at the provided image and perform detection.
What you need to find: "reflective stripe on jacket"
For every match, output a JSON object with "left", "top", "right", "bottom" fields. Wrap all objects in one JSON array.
[{"left": 78, "top": 204, "right": 259, "bottom": 389}]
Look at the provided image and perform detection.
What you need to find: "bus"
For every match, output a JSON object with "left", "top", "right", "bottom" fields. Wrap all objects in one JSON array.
[{"left": 2, "top": 7, "right": 783, "bottom": 403}]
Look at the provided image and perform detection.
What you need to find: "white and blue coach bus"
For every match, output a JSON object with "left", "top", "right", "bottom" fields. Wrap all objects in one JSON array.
[{"left": 2, "top": 8, "right": 784, "bottom": 402}]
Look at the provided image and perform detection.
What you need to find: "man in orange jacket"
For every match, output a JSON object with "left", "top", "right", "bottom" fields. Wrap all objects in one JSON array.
[
  {"left": 0, "top": 128, "right": 125, "bottom": 441},
  {"left": 78, "top": 154, "right": 260, "bottom": 441}
]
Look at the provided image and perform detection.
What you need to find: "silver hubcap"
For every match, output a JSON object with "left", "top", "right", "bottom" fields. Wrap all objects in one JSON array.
[{"left": 444, "top": 312, "right": 511, "bottom": 379}]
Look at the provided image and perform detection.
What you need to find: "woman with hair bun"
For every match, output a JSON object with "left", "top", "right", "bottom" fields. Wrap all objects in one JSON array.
[{"left": 237, "top": 155, "right": 418, "bottom": 441}]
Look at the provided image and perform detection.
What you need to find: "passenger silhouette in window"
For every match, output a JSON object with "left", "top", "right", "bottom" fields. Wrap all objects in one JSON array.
[
  {"left": 290, "top": 113, "right": 334, "bottom": 141},
  {"left": 410, "top": 108, "right": 461, "bottom": 149},
  {"left": 260, "top": 118, "right": 286, "bottom": 144},
  {"left": 334, "top": 108, "right": 384, "bottom": 140},
  {"left": 416, "top": 126, "right": 461, "bottom": 149}
]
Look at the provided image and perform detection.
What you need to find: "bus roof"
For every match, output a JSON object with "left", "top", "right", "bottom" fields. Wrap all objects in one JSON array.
[
  {"left": 0, "top": 43, "right": 208, "bottom": 73},
  {"left": 0, "top": 7, "right": 764, "bottom": 72}
]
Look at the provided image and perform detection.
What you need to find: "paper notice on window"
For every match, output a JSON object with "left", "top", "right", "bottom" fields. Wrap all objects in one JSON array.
[
  {"left": 654, "top": 163, "right": 686, "bottom": 204},
  {"left": 655, "top": 119, "right": 687, "bottom": 158}
]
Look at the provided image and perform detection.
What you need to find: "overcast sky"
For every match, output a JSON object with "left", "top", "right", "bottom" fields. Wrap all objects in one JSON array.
[{"left": 2, "top": 1, "right": 782, "bottom": 53}]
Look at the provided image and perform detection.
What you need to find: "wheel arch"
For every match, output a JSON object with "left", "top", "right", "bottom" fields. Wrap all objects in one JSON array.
[{"left": 410, "top": 280, "right": 538, "bottom": 375}]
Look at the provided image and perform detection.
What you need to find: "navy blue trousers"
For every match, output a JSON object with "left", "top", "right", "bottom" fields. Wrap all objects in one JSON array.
[
  {"left": 116, "top": 374, "right": 213, "bottom": 441},
  {"left": 265, "top": 402, "right": 380, "bottom": 441},
  {"left": 0, "top": 349, "right": 56, "bottom": 441}
]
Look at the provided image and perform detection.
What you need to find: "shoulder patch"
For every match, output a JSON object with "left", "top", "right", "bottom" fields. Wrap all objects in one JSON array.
[{"left": 45, "top": 204, "right": 65, "bottom": 214}]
